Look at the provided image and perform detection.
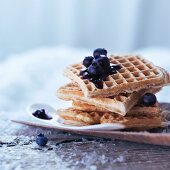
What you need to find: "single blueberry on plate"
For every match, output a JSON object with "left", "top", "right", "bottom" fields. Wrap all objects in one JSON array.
[
  {"left": 83, "top": 56, "right": 94, "bottom": 68},
  {"left": 93, "top": 48, "right": 107, "bottom": 58},
  {"left": 36, "top": 134, "right": 48, "bottom": 146},
  {"left": 141, "top": 93, "right": 157, "bottom": 106}
]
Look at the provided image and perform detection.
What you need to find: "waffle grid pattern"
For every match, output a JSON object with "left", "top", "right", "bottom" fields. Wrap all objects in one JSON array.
[
  {"left": 58, "top": 108, "right": 162, "bottom": 127},
  {"left": 72, "top": 100, "right": 161, "bottom": 116},
  {"left": 58, "top": 108, "right": 101, "bottom": 125},
  {"left": 59, "top": 83, "right": 132, "bottom": 103},
  {"left": 109, "top": 55, "right": 160, "bottom": 85},
  {"left": 100, "top": 112, "right": 162, "bottom": 127},
  {"left": 100, "top": 113, "right": 127, "bottom": 124}
]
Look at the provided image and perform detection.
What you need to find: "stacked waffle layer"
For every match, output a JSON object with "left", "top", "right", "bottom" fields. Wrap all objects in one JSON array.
[{"left": 56, "top": 55, "right": 170, "bottom": 130}]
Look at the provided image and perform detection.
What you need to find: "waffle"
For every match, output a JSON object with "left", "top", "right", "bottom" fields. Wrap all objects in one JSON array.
[
  {"left": 72, "top": 100, "right": 110, "bottom": 113},
  {"left": 64, "top": 55, "right": 170, "bottom": 97},
  {"left": 58, "top": 108, "right": 102, "bottom": 125},
  {"left": 72, "top": 100, "right": 161, "bottom": 117},
  {"left": 57, "top": 83, "right": 161, "bottom": 116},
  {"left": 100, "top": 112, "right": 163, "bottom": 129},
  {"left": 57, "top": 108, "right": 163, "bottom": 129}
]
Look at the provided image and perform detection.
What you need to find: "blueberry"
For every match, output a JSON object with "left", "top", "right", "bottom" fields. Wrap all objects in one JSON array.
[
  {"left": 141, "top": 93, "right": 157, "bottom": 106},
  {"left": 36, "top": 134, "right": 48, "bottom": 146},
  {"left": 94, "top": 55, "right": 101, "bottom": 59},
  {"left": 88, "top": 63, "right": 105, "bottom": 77},
  {"left": 109, "top": 66, "right": 117, "bottom": 74},
  {"left": 89, "top": 77, "right": 103, "bottom": 89},
  {"left": 111, "top": 64, "right": 122, "bottom": 70},
  {"left": 80, "top": 68, "right": 87, "bottom": 76},
  {"left": 93, "top": 48, "right": 107, "bottom": 58},
  {"left": 32, "top": 109, "right": 52, "bottom": 120},
  {"left": 83, "top": 56, "right": 94, "bottom": 68},
  {"left": 82, "top": 71, "right": 90, "bottom": 79},
  {"left": 95, "top": 81, "right": 103, "bottom": 89},
  {"left": 95, "top": 56, "right": 110, "bottom": 70},
  {"left": 90, "top": 77, "right": 103, "bottom": 83},
  {"left": 88, "top": 57, "right": 110, "bottom": 76}
]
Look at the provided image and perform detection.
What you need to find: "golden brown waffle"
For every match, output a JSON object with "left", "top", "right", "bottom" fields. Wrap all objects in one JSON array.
[
  {"left": 57, "top": 83, "right": 161, "bottom": 116},
  {"left": 64, "top": 55, "right": 170, "bottom": 97},
  {"left": 72, "top": 100, "right": 161, "bottom": 117},
  {"left": 72, "top": 100, "right": 109, "bottom": 113},
  {"left": 58, "top": 108, "right": 102, "bottom": 125},
  {"left": 100, "top": 112, "right": 163, "bottom": 129},
  {"left": 57, "top": 108, "right": 163, "bottom": 129}
]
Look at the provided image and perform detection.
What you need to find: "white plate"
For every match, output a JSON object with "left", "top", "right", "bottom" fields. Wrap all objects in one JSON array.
[{"left": 26, "top": 103, "right": 125, "bottom": 131}]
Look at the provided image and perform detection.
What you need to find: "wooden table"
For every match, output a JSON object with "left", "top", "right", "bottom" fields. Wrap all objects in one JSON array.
[{"left": 1, "top": 105, "right": 170, "bottom": 170}]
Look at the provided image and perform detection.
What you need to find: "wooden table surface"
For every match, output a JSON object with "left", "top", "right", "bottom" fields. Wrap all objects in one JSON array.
[{"left": 1, "top": 104, "right": 170, "bottom": 170}]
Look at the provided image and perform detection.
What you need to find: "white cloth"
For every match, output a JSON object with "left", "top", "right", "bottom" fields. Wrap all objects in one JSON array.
[{"left": 0, "top": 46, "right": 88, "bottom": 111}]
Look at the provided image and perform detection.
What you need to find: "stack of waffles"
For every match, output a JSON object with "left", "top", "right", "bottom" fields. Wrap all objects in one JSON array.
[{"left": 57, "top": 55, "right": 170, "bottom": 130}]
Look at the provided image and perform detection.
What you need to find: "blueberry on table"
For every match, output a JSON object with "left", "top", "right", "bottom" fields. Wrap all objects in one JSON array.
[
  {"left": 83, "top": 56, "right": 94, "bottom": 68},
  {"left": 141, "top": 93, "right": 157, "bottom": 106},
  {"left": 36, "top": 134, "right": 48, "bottom": 146},
  {"left": 93, "top": 48, "right": 107, "bottom": 58}
]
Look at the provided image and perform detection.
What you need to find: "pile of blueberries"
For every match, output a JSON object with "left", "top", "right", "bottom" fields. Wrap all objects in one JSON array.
[{"left": 80, "top": 48, "right": 121, "bottom": 89}]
